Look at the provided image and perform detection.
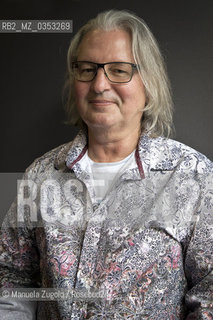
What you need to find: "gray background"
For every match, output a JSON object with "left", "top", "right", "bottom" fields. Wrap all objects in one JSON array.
[{"left": 0, "top": 0, "right": 213, "bottom": 172}]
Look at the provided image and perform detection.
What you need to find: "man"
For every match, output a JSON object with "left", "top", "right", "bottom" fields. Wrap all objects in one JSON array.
[{"left": 0, "top": 9, "right": 213, "bottom": 319}]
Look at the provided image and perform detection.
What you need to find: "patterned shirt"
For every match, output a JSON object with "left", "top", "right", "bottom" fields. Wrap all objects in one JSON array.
[{"left": 0, "top": 130, "right": 213, "bottom": 319}]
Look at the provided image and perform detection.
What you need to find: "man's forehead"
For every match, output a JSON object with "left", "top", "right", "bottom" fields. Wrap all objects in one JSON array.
[
  {"left": 80, "top": 28, "right": 131, "bottom": 46},
  {"left": 76, "top": 28, "right": 133, "bottom": 60}
]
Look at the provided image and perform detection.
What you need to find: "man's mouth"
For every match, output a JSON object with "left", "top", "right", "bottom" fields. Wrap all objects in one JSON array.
[{"left": 89, "top": 99, "right": 115, "bottom": 106}]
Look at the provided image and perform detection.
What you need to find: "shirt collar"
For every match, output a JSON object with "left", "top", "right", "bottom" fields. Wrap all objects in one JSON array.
[{"left": 54, "top": 130, "right": 177, "bottom": 176}]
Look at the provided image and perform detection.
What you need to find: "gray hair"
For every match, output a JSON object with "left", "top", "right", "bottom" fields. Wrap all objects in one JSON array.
[{"left": 64, "top": 9, "right": 174, "bottom": 137}]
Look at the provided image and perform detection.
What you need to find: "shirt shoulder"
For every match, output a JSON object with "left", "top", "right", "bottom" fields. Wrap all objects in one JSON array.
[
  {"left": 25, "top": 140, "right": 74, "bottom": 178},
  {"left": 167, "top": 137, "right": 212, "bottom": 169},
  {"left": 143, "top": 135, "right": 213, "bottom": 174}
]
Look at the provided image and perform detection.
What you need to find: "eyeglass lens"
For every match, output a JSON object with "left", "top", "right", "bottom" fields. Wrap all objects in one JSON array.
[{"left": 72, "top": 62, "right": 134, "bottom": 83}]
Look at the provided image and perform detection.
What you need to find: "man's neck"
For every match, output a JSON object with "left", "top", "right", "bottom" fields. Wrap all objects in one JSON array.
[{"left": 87, "top": 125, "right": 141, "bottom": 163}]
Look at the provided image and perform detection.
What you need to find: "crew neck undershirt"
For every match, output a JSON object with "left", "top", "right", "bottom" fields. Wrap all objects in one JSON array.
[{"left": 81, "top": 150, "right": 136, "bottom": 203}]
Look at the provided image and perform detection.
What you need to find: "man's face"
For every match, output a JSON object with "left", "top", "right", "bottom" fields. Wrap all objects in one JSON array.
[{"left": 74, "top": 29, "right": 146, "bottom": 134}]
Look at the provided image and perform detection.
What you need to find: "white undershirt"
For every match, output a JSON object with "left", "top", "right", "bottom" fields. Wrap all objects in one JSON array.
[{"left": 82, "top": 150, "right": 136, "bottom": 203}]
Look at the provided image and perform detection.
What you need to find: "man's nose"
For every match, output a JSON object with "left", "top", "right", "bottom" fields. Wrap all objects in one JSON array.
[{"left": 90, "top": 68, "right": 111, "bottom": 93}]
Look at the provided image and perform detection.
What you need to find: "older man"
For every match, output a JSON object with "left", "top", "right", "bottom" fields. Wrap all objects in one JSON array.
[{"left": 0, "top": 10, "right": 213, "bottom": 319}]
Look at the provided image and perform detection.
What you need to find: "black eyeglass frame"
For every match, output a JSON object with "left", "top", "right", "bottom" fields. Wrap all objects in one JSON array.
[{"left": 71, "top": 61, "right": 138, "bottom": 83}]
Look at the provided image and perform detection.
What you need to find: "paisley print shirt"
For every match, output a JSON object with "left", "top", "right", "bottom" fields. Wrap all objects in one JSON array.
[{"left": 0, "top": 130, "right": 213, "bottom": 319}]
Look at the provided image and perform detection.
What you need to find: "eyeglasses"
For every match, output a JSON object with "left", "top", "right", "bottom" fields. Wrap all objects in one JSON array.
[{"left": 71, "top": 61, "right": 138, "bottom": 83}]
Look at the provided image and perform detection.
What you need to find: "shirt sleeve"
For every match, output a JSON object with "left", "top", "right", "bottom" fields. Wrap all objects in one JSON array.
[
  {"left": 0, "top": 170, "right": 40, "bottom": 319},
  {"left": 184, "top": 169, "right": 213, "bottom": 319}
]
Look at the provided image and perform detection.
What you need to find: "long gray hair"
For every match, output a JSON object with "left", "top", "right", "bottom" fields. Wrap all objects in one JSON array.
[{"left": 64, "top": 9, "right": 174, "bottom": 137}]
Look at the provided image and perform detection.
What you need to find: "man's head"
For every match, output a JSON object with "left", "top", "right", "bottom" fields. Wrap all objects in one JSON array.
[{"left": 64, "top": 9, "right": 173, "bottom": 137}]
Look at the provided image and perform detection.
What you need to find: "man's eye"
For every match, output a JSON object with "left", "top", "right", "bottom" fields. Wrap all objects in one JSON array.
[
  {"left": 109, "top": 68, "right": 129, "bottom": 76},
  {"left": 80, "top": 68, "right": 95, "bottom": 74},
  {"left": 112, "top": 68, "right": 127, "bottom": 74}
]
